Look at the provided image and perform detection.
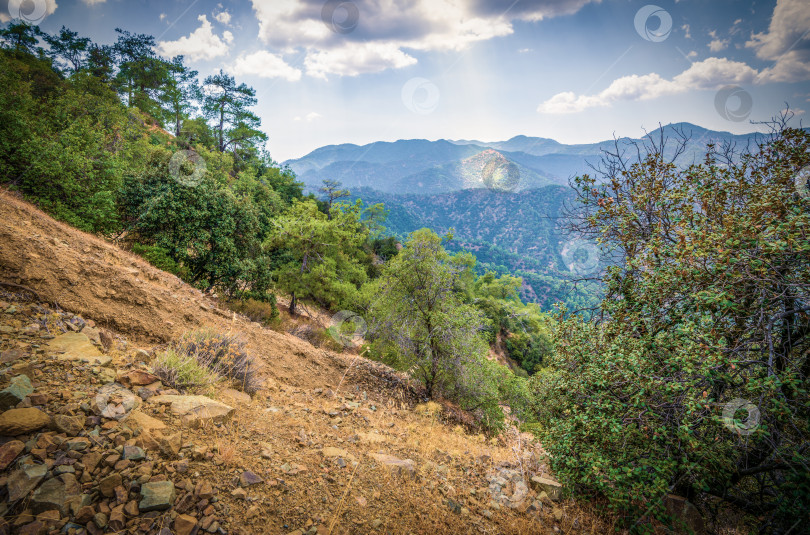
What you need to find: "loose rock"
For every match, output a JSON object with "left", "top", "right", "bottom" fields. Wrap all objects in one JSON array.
[
  {"left": 0, "top": 407, "right": 51, "bottom": 435},
  {"left": 0, "top": 375, "right": 33, "bottom": 410},
  {"left": 0, "top": 439, "right": 25, "bottom": 470},
  {"left": 139, "top": 481, "right": 176, "bottom": 512}
]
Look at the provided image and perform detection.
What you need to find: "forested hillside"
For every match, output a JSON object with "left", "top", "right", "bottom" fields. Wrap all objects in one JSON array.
[
  {"left": 1, "top": 15, "right": 808, "bottom": 535},
  {"left": 351, "top": 186, "right": 600, "bottom": 310}
]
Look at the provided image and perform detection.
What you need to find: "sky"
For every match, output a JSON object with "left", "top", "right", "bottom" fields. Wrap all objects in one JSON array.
[{"left": 3, "top": 0, "right": 809, "bottom": 162}]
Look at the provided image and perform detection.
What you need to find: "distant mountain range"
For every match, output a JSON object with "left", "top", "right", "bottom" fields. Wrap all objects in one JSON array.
[
  {"left": 287, "top": 123, "right": 775, "bottom": 310},
  {"left": 285, "top": 123, "right": 768, "bottom": 195}
]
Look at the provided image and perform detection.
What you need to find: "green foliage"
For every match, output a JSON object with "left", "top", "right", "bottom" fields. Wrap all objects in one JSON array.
[
  {"left": 130, "top": 243, "right": 187, "bottom": 278},
  {"left": 202, "top": 69, "right": 266, "bottom": 162},
  {"left": 152, "top": 347, "right": 222, "bottom": 394},
  {"left": 533, "top": 127, "right": 810, "bottom": 531},
  {"left": 0, "top": 49, "right": 137, "bottom": 233},
  {"left": 154, "top": 329, "right": 258, "bottom": 394},
  {"left": 0, "top": 21, "right": 42, "bottom": 54},
  {"left": 353, "top": 186, "right": 601, "bottom": 311},
  {"left": 267, "top": 199, "right": 370, "bottom": 315},
  {"left": 226, "top": 296, "right": 280, "bottom": 326},
  {"left": 43, "top": 26, "right": 90, "bottom": 74},
  {"left": 119, "top": 152, "right": 272, "bottom": 295},
  {"left": 370, "top": 236, "right": 399, "bottom": 260},
  {"left": 471, "top": 270, "right": 553, "bottom": 374},
  {"left": 367, "top": 228, "right": 526, "bottom": 431}
]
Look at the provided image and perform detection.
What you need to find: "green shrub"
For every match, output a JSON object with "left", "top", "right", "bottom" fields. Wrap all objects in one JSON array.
[
  {"left": 152, "top": 347, "right": 221, "bottom": 394},
  {"left": 226, "top": 296, "right": 279, "bottom": 325},
  {"left": 534, "top": 126, "right": 810, "bottom": 532},
  {"left": 153, "top": 329, "right": 259, "bottom": 394},
  {"left": 131, "top": 243, "right": 188, "bottom": 278}
]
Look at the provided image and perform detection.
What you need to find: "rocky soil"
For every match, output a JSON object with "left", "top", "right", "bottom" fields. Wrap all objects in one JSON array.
[
  {"left": 0, "top": 293, "right": 577, "bottom": 535},
  {"left": 0, "top": 191, "right": 607, "bottom": 534}
]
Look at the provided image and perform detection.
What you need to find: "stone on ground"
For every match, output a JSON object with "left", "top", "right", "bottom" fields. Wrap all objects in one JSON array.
[
  {"left": 139, "top": 481, "right": 176, "bottom": 512},
  {"left": 0, "top": 374, "right": 33, "bottom": 410},
  {"left": 7, "top": 463, "right": 48, "bottom": 501},
  {"left": 530, "top": 476, "right": 562, "bottom": 502},
  {"left": 48, "top": 332, "right": 111, "bottom": 366},
  {"left": 367, "top": 453, "right": 416, "bottom": 478},
  {"left": 0, "top": 407, "right": 51, "bottom": 435},
  {"left": 51, "top": 414, "right": 83, "bottom": 436},
  {"left": 219, "top": 388, "right": 251, "bottom": 406},
  {"left": 0, "top": 439, "right": 25, "bottom": 470},
  {"left": 150, "top": 395, "right": 234, "bottom": 427}
]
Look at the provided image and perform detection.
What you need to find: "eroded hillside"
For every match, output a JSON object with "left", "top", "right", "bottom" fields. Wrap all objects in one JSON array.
[{"left": 0, "top": 191, "right": 606, "bottom": 535}]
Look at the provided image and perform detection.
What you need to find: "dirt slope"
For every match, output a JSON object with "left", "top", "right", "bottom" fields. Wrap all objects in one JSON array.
[
  {"left": 0, "top": 190, "right": 373, "bottom": 392},
  {"left": 0, "top": 190, "right": 604, "bottom": 534}
]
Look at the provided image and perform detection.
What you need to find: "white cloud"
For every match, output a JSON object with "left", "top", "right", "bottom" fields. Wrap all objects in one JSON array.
[
  {"left": 304, "top": 42, "right": 417, "bottom": 79},
  {"left": 687, "top": 50, "right": 698, "bottom": 58},
  {"left": 538, "top": 57, "right": 758, "bottom": 114},
  {"left": 539, "top": 0, "right": 810, "bottom": 115},
  {"left": 681, "top": 24, "right": 691, "bottom": 39},
  {"left": 248, "top": 0, "right": 597, "bottom": 77},
  {"left": 159, "top": 13, "right": 166, "bottom": 21},
  {"left": 518, "top": 48, "right": 533, "bottom": 53},
  {"left": 82, "top": 0, "right": 105, "bottom": 4},
  {"left": 746, "top": 0, "right": 810, "bottom": 83},
  {"left": 228, "top": 50, "right": 302, "bottom": 81},
  {"left": 294, "top": 112, "right": 322, "bottom": 121},
  {"left": 214, "top": 10, "right": 231, "bottom": 25},
  {"left": 157, "top": 15, "right": 233, "bottom": 62}
]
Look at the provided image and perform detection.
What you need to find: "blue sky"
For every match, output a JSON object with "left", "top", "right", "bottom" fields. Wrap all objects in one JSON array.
[{"left": 4, "top": 0, "right": 809, "bottom": 161}]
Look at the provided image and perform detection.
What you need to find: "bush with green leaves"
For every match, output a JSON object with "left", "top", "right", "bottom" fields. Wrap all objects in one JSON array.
[
  {"left": 366, "top": 228, "right": 532, "bottom": 431},
  {"left": 154, "top": 329, "right": 259, "bottom": 394},
  {"left": 225, "top": 296, "right": 280, "bottom": 326},
  {"left": 533, "top": 124, "right": 810, "bottom": 532},
  {"left": 130, "top": 243, "right": 187, "bottom": 278},
  {"left": 267, "top": 199, "right": 370, "bottom": 315},
  {"left": 152, "top": 347, "right": 222, "bottom": 394}
]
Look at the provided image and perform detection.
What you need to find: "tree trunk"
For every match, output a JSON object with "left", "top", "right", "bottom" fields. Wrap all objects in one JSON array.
[
  {"left": 290, "top": 291, "right": 297, "bottom": 316},
  {"left": 218, "top": 106, "right": 225, "bottom": 152}
]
